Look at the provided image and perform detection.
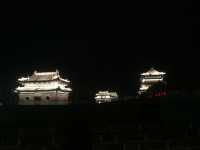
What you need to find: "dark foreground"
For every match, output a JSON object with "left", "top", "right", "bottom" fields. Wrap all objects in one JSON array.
[{"left": 0, "top": 97, "right": 200, "bottom": 150}]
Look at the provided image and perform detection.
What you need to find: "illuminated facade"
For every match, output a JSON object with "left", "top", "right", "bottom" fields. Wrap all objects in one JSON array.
[
  {"left": 15, "top": 70, "right": 72, "bottom": 105},
  {"left": 138, "top": 68, "right": 166, "bottom": 95},
  {"left": 95, "top": 91, "right": 118, "bottom": 104}
]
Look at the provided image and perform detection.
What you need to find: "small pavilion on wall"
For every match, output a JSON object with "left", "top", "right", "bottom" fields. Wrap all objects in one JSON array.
[{"left": 95, "top": 91, "right": 118, "bottom": 104}]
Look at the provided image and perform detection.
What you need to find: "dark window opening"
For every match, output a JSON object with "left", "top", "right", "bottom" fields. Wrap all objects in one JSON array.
[
  {"left": 34, "top": 96, "right": 41, "bottom": 101},
  {"left": 25, "top": 97, "right": 30, "bottom": 100},
  {"left": 46, "top": 96, "right": 50, "bottom": 100}
]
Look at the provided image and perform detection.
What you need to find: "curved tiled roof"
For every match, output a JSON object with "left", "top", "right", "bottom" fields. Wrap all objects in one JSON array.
[
  {"left": 18, "top": 70, "right": 70, "bottom": 83},
  {"left": 141, "top": 67, "right": 166, "bottom": 76}
]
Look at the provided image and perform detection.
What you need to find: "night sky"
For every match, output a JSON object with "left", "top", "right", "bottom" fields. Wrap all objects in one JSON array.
[{"left": 0, "top": 1, "right": 198, "bottom": 102}]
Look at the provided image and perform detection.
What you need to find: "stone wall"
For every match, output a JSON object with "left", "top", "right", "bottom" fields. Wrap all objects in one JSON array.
[{"left": 18, "top": 91, "right": 70, "bottom": 105}]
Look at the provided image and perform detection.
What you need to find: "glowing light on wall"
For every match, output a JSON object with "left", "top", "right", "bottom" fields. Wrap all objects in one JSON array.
[{"left": 154, "top": 91, "right": 167, "bottom": 97}]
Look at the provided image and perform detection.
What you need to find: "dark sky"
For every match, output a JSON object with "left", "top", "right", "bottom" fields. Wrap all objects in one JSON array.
[{"left": 0, "top": 1, "right": 198, "bottom": 101}]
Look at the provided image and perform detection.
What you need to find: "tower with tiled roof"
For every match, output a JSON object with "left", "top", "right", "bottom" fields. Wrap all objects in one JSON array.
[
  {"left": 15, "top": 70, "right": 72, "bottom": 105},
  {"left": 138, "top": 67, "right": 166, "bottom": 95}
]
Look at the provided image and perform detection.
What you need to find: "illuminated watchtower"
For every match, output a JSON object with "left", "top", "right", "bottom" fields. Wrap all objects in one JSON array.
[
  {"left": 138, "top": 68, "right": 166, "bottom": 95},
  {"left": 95, "top": 91, "right": 118, "bottom": 104},
  {"left": 15, "top": 70, "right": 72, "bottom": 105}
]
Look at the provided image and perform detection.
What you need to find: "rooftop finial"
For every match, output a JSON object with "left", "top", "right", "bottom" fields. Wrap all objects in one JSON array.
[{"left": 56, "top": 69, "right": 59, "bottom": 75}]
